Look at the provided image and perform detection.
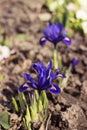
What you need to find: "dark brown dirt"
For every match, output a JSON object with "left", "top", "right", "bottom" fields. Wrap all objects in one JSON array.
[{"left": 0, "top": 0, "right": 87, "bottom": 130}]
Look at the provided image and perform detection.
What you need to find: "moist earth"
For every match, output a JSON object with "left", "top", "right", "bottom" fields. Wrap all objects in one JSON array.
[{"left": 0, "top": 0, "right": 87, "bottom": 130}]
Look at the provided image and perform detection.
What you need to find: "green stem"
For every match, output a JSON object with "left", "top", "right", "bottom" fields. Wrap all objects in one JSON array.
[{"left": 53, "top": 47, "right": 58, "bottom": 69}]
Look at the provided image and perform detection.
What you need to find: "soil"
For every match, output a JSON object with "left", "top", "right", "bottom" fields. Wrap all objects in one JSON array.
[{"left": 0, "top": 0, "right": 87, "bottom": 130}]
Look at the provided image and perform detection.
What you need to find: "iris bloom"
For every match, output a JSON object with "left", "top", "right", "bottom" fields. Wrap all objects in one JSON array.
[
  {"left": 71, "top": 58, "right": 79, "bottom": 72},
  {"left": 40, "top": 22, "right": 71, "bottom": 46},
  {"left": 71, "top": 58, "right": 79, "bottom": 66},
  {"left": 19, "top": 61, "right": 66, "bottom": 94}
]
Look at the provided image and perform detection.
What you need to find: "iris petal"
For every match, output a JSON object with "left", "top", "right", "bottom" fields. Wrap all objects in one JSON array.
[
  {"left": 50, "top": 71, "right": 59, "bottom": 81},
  {"left": 18, "top": 86, "right": 29, "bottom": 92},
  {"left": 38, "top": 72, "right": 46, "bottom": 87},
  {"left": 58, "top": 74, "right": 66, "bottom": 78},
  {"left": 71, "top": 58, "right": 79, "bottom": 72},
  {"left": 23, "top": 73, "right": 37, "bottom": 89},
  {"left": 49, "top": 84, "right": 61, "bottom": 94},
  {"left": 41, "top": 78, "right": 51, "bottom": 90},
  {"left": 57, "top": 23, "right": 63, "bottom": 32},
  {"left": 63, "top": 36, "right": 71, "bottom": 45},
  {"left": 27, "top": 82, "right": 37, "bottom": 89},
  {"left": 48, "top": 60, "right": 53, "bottom": 69},
  {"left": 40, "top": 22, "right": 71, "bottom": 46},
  {"left": 40, "top": 36, "right": 47, "bottom": 46},
  {"left": 32, "top": 62, "right": 46, "bottom": 74},
  {"left": 46, "top": 60, "right": 53, "bottom": 77},
  {"left": 24, "top": 73, "right": 35, "bottom": 83},
  {"left": 72, "top": 58, "right": 79, "bottom": 66}
]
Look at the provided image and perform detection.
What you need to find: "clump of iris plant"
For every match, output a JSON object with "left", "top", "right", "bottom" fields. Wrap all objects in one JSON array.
[
  {"left": 39, "top": 22, "right": 79, "bottom": 90},
  {"left": 40, "top": 22, "right": 71, "bottom": 69},
  {"left": 12, "top": 60, "right": 65, "bottom": 130},
  {"left": 19, "top": 60, "right": 65, "bottom": 94}
]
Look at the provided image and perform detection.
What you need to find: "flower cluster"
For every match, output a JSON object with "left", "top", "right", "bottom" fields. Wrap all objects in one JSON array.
[
  {"left": 40, "top": 22, "right": 71, "bottom": 46},
  {"left": 19, "top": 60, "right": 66, "bottom": 94},
  {"left": 12, "top": 22, "right": 79, "bottom": 130}
]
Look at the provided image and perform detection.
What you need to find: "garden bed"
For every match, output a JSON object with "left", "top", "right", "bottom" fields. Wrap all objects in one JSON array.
[{"left": 0, "top": 0, "right": 87, "bottom": 130}]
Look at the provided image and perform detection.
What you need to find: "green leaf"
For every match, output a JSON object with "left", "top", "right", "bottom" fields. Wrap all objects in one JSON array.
[
  {"left": 18, "top": 92, "right": 26, "bottom": 111},
  {"left": 12, "top": 97, "right": 19, "bottom": 112},
  {"left": 53, "top": 49, "right": 58, "bottom": 69},
  {"left": 60, "top": 65, "right": 71, "bottom": 88},
  {"left": 30, "top": 97, "right": 38, "bottom": 121},
  {"left": 0, "top": 113, "right": 11, "bottom": 129}
]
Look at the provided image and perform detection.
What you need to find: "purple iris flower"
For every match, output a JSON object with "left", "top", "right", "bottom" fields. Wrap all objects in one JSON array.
[
  {"left": 71, "top": 58, "right": 79, "bottom": 72},
  {"left": 71, "top": 58, "right": 79, "bottom": 66},
  {"left": 19, "top": 60, "right": 66, "bottom": 94},
  {"left": 40, "top": 22, "right": 71, "bottom": 46}
]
